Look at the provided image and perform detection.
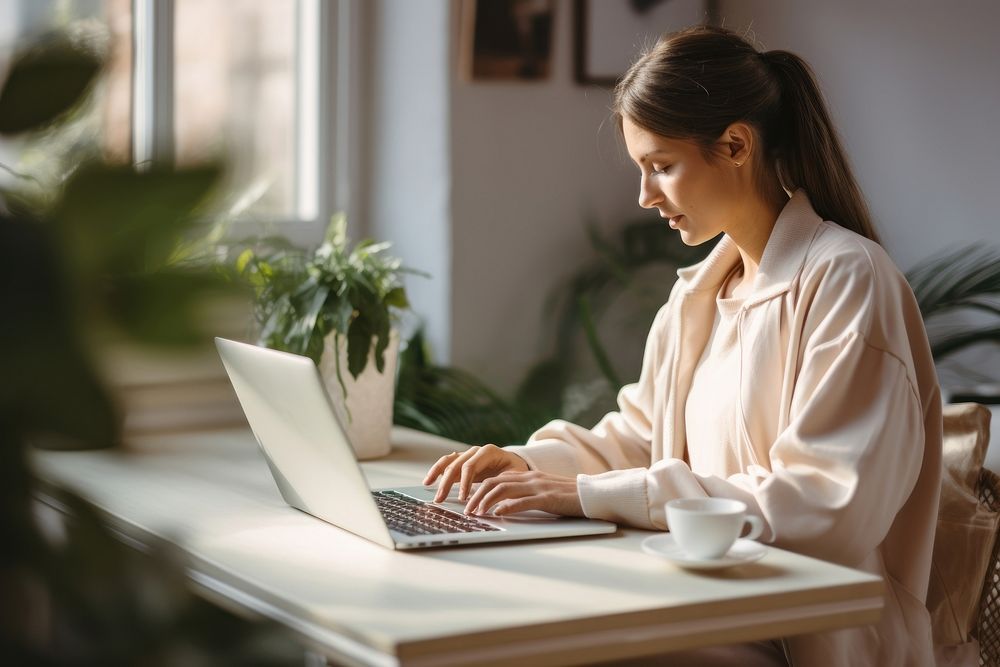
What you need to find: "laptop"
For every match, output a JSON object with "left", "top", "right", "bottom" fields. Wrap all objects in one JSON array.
[{"left": 215, "top": 337, "right": 617, "bottom": 550}]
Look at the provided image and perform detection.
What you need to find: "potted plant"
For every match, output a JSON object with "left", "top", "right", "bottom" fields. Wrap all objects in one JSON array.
[{"left": 235, "top": 215, "right": 415, "bottom": 459}]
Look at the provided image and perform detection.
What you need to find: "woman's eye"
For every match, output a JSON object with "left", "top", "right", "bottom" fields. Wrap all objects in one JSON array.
[{"left": 652, "top": 165, "right": 671, "bottom": 174}]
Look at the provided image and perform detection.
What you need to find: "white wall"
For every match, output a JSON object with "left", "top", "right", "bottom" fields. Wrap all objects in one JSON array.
[
  {"left": 448, "top": 0, "right": 649, "bottom": 392},
  {"left": 717, "top": 0, "right": 1000, "bottom": 388},
  {"left": 363, "top": 0, "right": 452, "bottom": 362}
]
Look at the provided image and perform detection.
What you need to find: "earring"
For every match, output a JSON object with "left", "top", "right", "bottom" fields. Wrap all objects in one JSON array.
[{"left": 734, "top": 161, "right": 743, "bottom": 167}]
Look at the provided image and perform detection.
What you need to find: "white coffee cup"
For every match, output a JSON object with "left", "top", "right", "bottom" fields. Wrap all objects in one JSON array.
[{"left": 666, "top": 498, "right": 763, "bottom": 560}]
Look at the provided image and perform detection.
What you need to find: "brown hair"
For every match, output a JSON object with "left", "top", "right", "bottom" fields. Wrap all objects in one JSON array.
[{"left": 614, "top": 25, "right": 880, "bottom": 244}]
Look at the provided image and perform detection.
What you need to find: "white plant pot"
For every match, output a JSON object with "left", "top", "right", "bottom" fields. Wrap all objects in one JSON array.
[{"left": 317, "top": 328, "right": 399, "bottom": 460}]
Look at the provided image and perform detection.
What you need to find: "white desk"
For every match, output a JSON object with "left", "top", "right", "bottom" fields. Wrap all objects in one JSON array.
[{"left": 32, "top": 427, "right": 884, "bottom": 667}]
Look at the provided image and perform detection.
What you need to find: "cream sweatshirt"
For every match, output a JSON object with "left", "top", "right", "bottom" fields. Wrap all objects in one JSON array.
[{"left": 504, "top": 189, "right": 942, "bottom": 667}]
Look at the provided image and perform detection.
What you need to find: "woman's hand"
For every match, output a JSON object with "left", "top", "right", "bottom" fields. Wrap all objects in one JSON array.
[
  {"left": 422, "top": 444, "right": 530, "bottom": 503},
  {"left": 462, "top": 470, "right": 585, "bottom": 518}
]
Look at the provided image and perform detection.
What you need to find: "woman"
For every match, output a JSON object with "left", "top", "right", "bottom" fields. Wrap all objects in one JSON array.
[{"left": 424, "top": 25, "right": 941, "bottom": 666}]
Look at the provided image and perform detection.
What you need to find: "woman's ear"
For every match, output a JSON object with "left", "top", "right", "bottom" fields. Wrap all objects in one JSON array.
[{"left": 719, "top": 122, "right": 754, "bottom": 165}]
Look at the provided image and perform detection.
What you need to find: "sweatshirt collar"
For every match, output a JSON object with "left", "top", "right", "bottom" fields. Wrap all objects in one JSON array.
[{"left": 676, "top": 189, "right": 823, "bottom": 305}]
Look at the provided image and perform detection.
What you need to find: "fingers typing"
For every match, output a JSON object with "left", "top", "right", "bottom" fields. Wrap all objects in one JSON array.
[
  {"left": 459, "top": 446, "right": 492, "bottom": 501},
  {"left": 434, "top": 448, "right": 478, "bottom": 502},
  {"left": 421, "top": 451, "right": 459, "bottom": 486},
  {"left": 465, "top": 471, "right": 528, "bottom": 515}
]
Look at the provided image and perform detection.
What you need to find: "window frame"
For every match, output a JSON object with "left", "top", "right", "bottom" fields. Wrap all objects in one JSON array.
[{"left": 130, "top": 0, "right": 346, "bottom": 247}]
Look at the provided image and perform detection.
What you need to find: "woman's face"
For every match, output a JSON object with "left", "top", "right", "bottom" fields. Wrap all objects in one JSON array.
[{"left": 622, "top": 116, "right": 743, "bottom": 246}]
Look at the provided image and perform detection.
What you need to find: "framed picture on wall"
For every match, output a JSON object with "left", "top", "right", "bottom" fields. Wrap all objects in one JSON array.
[
  {"left": 574, "top": 0, "right": 710, "bottom": 86},
  {"left": 459, "top": 0, "right": 556, "bottom": 81}
]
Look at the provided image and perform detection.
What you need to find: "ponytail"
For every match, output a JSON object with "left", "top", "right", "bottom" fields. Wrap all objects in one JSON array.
[
  {"left": 761, "top": 50, "right": 880, "bottom": 244},
  {"left": 614, "top": 26, "right": 881, "bottom": 245}
]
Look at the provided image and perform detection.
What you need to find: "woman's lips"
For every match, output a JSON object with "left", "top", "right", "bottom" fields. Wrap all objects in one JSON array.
[{"left": 668, "top": 215, "right": 684, "bottom": 229}]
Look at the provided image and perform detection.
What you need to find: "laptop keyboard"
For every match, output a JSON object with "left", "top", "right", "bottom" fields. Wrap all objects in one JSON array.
[{"left": 372, "top": 490, "right": 501, "bottom": 536}]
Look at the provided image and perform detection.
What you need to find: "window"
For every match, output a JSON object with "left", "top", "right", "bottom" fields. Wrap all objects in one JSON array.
[
  {"left": 174, "top": 0, "right": 298, "bottom": 221},
  {"left": 1, "top": 0, "right": 341, "bottom": 244},
  {"left": 134, "top": 0, "right": 338, "bottom": 242}
]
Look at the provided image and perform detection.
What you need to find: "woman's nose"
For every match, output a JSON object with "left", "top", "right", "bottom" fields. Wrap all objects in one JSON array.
[{"left": 638, "top": 176, "right": 662, "bottom": 209}]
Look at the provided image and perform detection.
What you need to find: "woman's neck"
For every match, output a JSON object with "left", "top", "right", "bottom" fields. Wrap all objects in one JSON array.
[{"left": 726, "top": 184, "right": 789, "bottom": 290}]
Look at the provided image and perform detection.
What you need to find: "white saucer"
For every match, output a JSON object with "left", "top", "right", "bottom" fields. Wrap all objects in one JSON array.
[{"left": 641, "top": 534, "right": 767, "bottom": 570}]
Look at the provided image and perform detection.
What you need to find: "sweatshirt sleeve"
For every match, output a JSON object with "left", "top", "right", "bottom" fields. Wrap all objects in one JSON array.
[
  {"left": 575, "top": 252, "right": 928, "bottom": 567},
  {"left": 501, "top": 298, "right": 675, "bottom": 478}
]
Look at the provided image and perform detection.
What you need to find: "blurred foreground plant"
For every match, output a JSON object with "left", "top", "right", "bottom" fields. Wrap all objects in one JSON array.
[{"left": 0, "top": 31, "right": 297, "bottom": 664}]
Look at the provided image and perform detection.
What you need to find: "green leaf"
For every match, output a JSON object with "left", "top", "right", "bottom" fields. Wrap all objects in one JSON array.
[
  {"left": 332, "top": 297, "right": 354, "bottom": 335},
  {"left": 930, "top": 325, "right": 1000, "bottom": 360},
  {"left": 372, "top": 308, "right": 391, "bottom": 374},
  {"left": 235, "top": 248, "right": 254, "bottom": 275},
  {"left": 346, "top": 314, "right": 372, "bottom": 379},
  {"left": 324, "top": 212, "right": 347, "bottom": 248},
  {"left": 359, "top": 241, "right": 391, "bottom": 255},
  {"left": 962, "top": 301, "right": 1000, "bottom": 318},
  {"left": 259, "top": 293, "right": 293, "bottom": 348},
  {"left": 26, "top": 348, "right": 120, "bottom": 450},
  {"left": 385, "top": 286, "right": 409, "bottom": 309},
  {"left": 393, "top": 400, "right": 444, "bottom": 434},
  {"left": 53, "top": 162, "right": 223, "bottom": 277},
  {"left": 906, "top": 244, "right": 1000, "bottom": 363},
  {"left": 289, "top": 285, "right": 330, "bottom": 355},
  {"left": 108, "top": 269, "right": 228, "bottom": 346},
  {"left": 907, "top": 245, "right": 1000, "bottom": 319},
  {"left": 332, "top": 331, "right": 348, "bottom": 402},
  {"left": 0, "top": 35, "right": 103, "bottom": 135},
  {"left": 304, "top": 326, "right": 326, "bottom": 364},
  {"left": 0, "top": 214, "right": 118, "bottom": 449}
]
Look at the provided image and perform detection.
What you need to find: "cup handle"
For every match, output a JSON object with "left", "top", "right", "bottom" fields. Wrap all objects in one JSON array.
[{"left": 742, "top": 515, "right": 764, "bottom": 541}]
